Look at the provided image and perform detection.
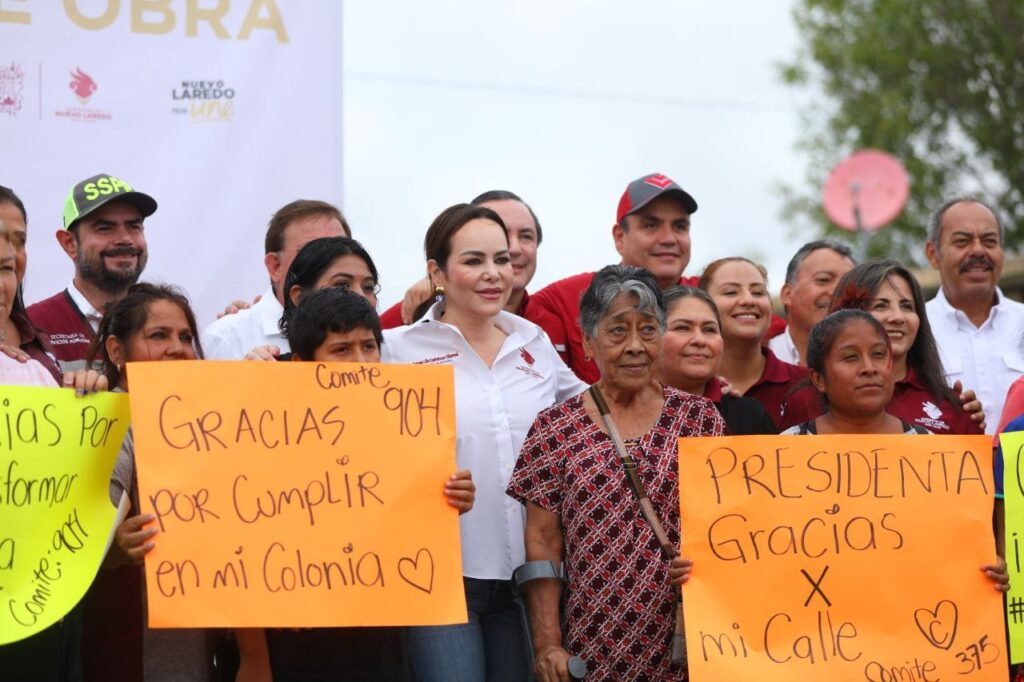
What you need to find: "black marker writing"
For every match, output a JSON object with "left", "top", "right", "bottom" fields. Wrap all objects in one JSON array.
[
  {"left": 383, "top": 387, "right": 441, "bottom": 437},
  {"left": 262, "top": 542, "right": 384, "bottom": 592},
  {"left": 0, "top": 459, "right": 78, "bottom": 507},
  {"left": 0, "top": 398, "right": 62, "bottom": 450},
  {"left": 158, "top": 395, "right": 346, "bottom": 452},
  {"left": 232, "top": 469, "right": 383, "bottom": 526}
]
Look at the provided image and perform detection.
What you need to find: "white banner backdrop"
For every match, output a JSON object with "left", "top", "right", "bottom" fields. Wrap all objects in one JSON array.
[{"left": 0, "top": 0, "right": 343, "bottom": 326}]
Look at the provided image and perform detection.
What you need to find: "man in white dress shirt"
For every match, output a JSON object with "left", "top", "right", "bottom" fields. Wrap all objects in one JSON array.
[
  {"left": 925, "top": 197, "right": 1024, "bottom": 433},
  {"left": 203, "top": 200, "right": 348, "bottom": 359},
  {"left": 767, "top": 239, "right": 855, "bottom": 366}
]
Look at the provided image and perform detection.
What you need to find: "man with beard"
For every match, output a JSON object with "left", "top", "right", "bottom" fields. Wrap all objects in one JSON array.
[
  {"left": 925, "top": 197, "right": 1024, "bottom": 433},
  {"left": 27, "top": 173, "right": 155, "bottom": 372}
]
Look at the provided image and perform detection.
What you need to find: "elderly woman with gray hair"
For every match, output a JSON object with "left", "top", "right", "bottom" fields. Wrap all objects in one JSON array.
[{"left": 507, "top": 265, "right": 726, "bottom": 681}]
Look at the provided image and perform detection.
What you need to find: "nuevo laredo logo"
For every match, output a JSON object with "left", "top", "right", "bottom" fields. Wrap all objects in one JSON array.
[
  {"left": 55, "top": 68, "right": 111, "bottom": 122},
  {"left": 172, "top": 80, "right": 235, "bottom": 122},
  {"left": 0, "top": 63, "right": 25, "bottom": 117}
]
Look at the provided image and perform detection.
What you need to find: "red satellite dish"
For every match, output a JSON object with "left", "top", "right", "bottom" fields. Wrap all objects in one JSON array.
[{"left": 823, "top": 149, "right": 910, "bottom": 232}]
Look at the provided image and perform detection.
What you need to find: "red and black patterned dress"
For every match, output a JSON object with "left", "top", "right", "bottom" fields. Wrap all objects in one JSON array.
[{"left": 507, "top": 386, "right": 725, "bottom": 681}]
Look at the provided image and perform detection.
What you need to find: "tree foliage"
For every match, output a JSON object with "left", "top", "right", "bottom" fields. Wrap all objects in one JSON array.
[{"left": 781, "top": 0, "right": 1024, "bottom": 263}]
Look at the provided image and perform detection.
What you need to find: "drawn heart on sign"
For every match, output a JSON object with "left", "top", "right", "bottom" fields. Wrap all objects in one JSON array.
[
  {"left": 914, "top": 599, "right": 958, "bottom": 650},
  {"left": 398, "top": 548, "right": 434, "bottom": 594}
]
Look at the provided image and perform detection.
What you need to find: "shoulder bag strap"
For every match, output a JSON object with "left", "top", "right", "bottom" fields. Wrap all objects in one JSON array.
[
  {"left": 589, "top": 384, "right": 687, "bottom": 666},
  {"left": 588, "top": 384, "right": 674, "bottom": 559}
]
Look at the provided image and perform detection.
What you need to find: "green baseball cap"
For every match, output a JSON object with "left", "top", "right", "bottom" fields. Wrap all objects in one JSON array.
[{"left": 63, "top": 173, "right": 158, "bottom": 229}]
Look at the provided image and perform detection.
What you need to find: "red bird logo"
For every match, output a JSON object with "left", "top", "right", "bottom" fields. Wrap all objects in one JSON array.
[{"left": 69, "top": 68, "right": 97, "bottom": 103}]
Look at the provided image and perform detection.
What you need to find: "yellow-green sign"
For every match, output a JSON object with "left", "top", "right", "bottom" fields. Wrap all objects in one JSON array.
[
  {"left": 0, "top": 386, "right": 129, "bottom": 644},
  {"left": 1001, "top": 430, "right": 1024, "bottom": 663}
]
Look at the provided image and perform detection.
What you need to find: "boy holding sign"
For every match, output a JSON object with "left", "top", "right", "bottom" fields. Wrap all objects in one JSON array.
[{"left": 230, "top": 287, "right": 474, "bottom": 681}]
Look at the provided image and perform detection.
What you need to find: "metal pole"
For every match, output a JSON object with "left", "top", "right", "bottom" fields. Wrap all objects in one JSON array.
[{"left": 851, "top": 182, "right": 869, "bottom": 261}]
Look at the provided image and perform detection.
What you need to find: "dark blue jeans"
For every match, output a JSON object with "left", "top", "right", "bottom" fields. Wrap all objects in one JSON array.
[{"left": 407, "top": 577, "right": 529, "bottom": 682}]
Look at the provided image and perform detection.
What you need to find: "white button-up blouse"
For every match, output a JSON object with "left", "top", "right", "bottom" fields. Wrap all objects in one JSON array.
[{"left": 382, "top": 304, "right": 586, "bottom": 579}]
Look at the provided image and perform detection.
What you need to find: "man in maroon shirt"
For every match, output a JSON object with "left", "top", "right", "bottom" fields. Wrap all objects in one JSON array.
[
  {"left": 20, "top": 174, "right": 157, "bottom": 681},
  {"left": 525, "top": 172, "right": 698, "bottom": 384},
  {"left": 26, "top": 173, "right": 156, "bottom": 374}
]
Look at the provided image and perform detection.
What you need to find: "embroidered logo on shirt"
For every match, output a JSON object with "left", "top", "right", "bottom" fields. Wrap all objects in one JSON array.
[
  {"left": 46, "top": 332, "right": 91, "bottom": 347},
  {"left": 915, "top": 417, "right": 948, "bottom": 432},
  {"left": 520, "top": 348, "right": 535, "bottom": 365},
  {"left": 413, "top": 352, "right": 460, "bottom": 365},
  {"left": 515, "top": 364, "right": 544, "bottom": 380},
  {"left": 922, "top": 401, "right": 943, "bottom": 420}
]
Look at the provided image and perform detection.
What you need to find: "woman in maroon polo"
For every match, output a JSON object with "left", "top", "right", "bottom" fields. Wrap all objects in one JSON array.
[
  {"left": 698, "top": 257, "right": 816, "bottom": 430},
  {"left": 829, "top": 260, "right": 983, "bottom": 435}
]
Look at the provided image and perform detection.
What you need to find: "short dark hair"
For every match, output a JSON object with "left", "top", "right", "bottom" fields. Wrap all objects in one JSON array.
[
  {"left": 0, "top": 185, "right": 27, "bottom": 224},
  {"left": 471, "top": 190, "right": 543, "bottom": 244},
  {"left": 279, "top": 237, "right": 380, "bottom": 335},
  {"left": 411, "top": 203, "right": 508, "bottom": 322},
  {"left": 264, "top": 200, "right": 350, "bottom": 254},
  {"left": 91, "top": 283, "right": 204, "bottom": 387},
  {"left": 805, "top": 309, "right": 887, "bottom": 379},
  {"left": 287, "top": 288, "right": 383, "bottom": 361},
  {"left": 663, "top": 285, "right": 721, "bottom": 327},
  {"left": 928, "top": 196, "right": 1004, "bottom": 246},
  {"left": 784, "top": 240, "right": 855, "bottom": 285},
  {"left": 829, "top": 259, "right": 957, "bottom": 406}
]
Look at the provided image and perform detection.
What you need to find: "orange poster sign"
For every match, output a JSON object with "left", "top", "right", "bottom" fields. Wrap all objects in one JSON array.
[
  {"left": 679, "top": 435, "right": 1006, "bottom": 681},
  {"left": 127, "top": 360, "right": 465, "bottom": 628}
]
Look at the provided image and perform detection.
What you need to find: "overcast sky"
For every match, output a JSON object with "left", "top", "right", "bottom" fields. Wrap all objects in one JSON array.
[{"left": 342, "top": 1, "right": 818, "bottom": 310}]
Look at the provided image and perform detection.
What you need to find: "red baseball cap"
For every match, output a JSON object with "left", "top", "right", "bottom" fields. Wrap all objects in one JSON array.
[{"left": 616, "top": 173, "right": 698, "bottom": 223}]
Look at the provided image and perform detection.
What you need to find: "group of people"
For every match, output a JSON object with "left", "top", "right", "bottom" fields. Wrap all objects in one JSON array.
[{"left": 0, "top": 170, "right": 1020, "bottom": 681}]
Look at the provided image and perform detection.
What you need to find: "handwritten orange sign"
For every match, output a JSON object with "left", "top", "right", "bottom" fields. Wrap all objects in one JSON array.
[
  {"left": 679, "top": 435, "right": 1006, "bottom": 681},
  {"left": 127, "top": 360, "right": 465, "bottom": 627}
]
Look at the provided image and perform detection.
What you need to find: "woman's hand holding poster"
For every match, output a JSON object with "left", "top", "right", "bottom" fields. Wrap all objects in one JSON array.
[
  {"left": 679, "top": 434, "right": 1006, "bottom": 681},
  {"left": 127, "top": 360, "right": 466, "bottom": 628}
]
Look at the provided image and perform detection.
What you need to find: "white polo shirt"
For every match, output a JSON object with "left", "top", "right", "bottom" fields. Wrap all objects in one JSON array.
[
  {"left": 202, "top": 286, "right": 287, "bottom": 359},
  {"left": 926, "top": 287, "right": 1024, "bottom": 434},
  {"left": 382, "top": 304, "right": 586, "bottom": 580},
  {"left": 767, "top": 326, "right": 801, "bottom": 366}
]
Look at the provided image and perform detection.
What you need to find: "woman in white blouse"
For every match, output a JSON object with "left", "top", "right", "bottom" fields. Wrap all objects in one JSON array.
[{"left": 383, "top": 203, "right": 584, "bottom": 682}]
